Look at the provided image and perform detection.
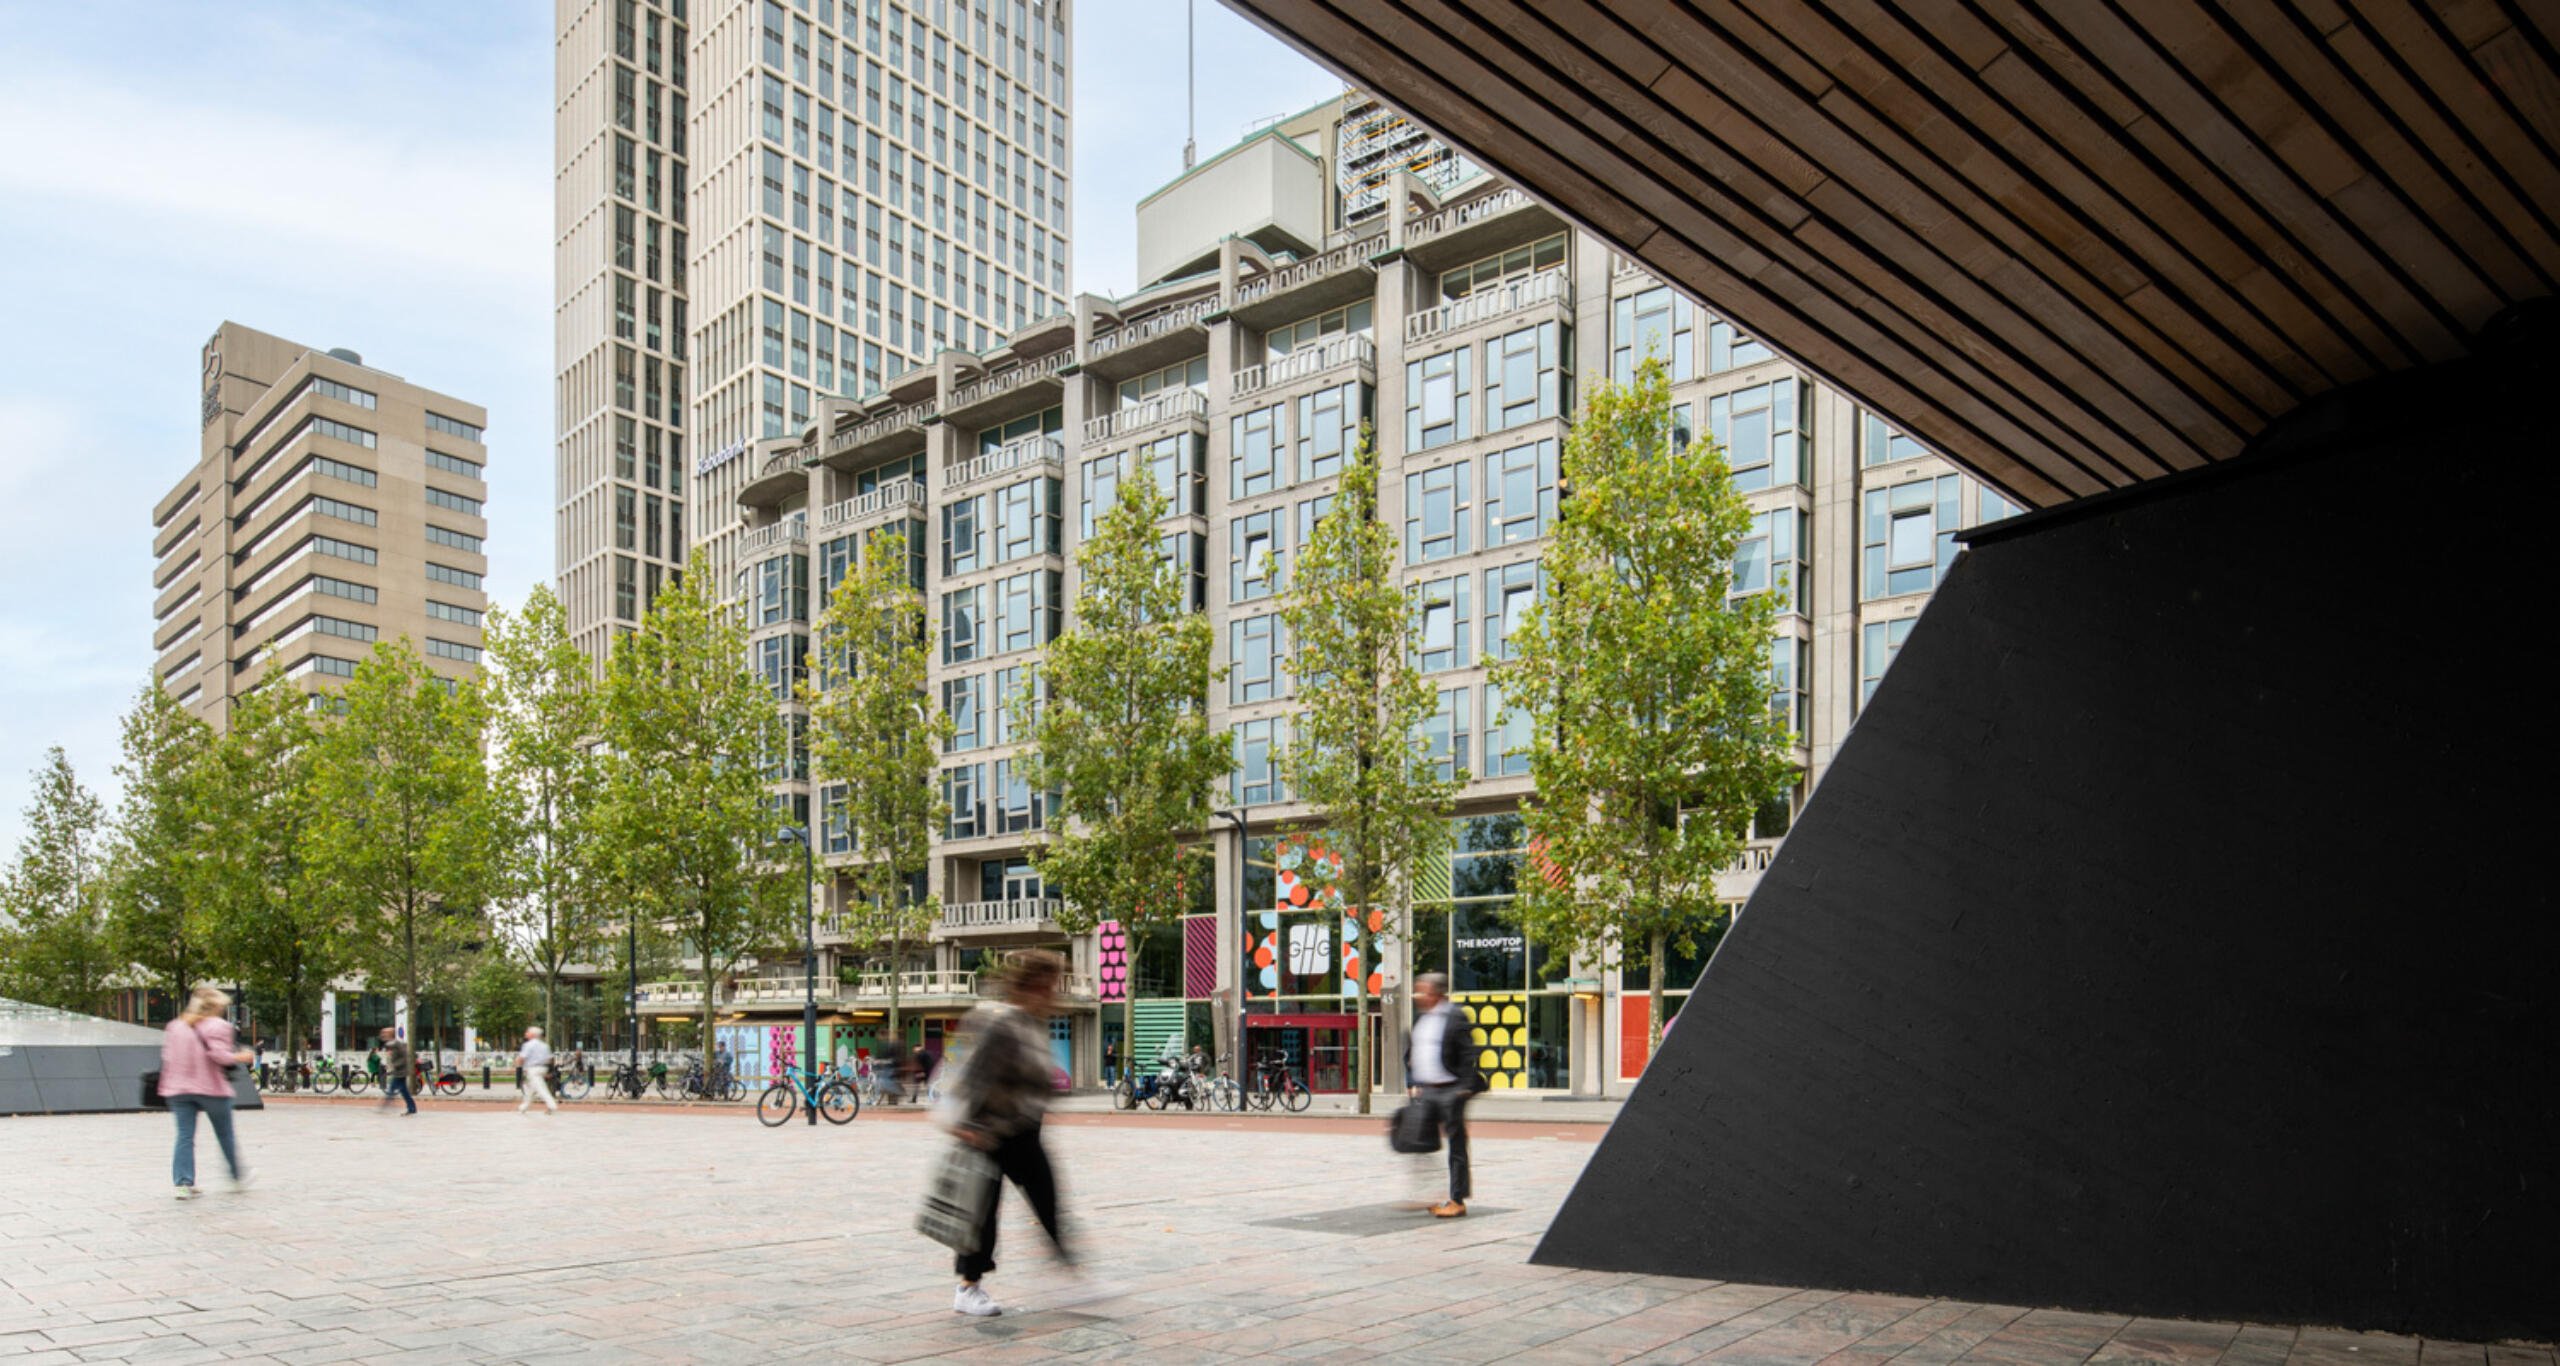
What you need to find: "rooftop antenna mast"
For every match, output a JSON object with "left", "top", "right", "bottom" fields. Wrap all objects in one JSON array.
[{"left": 1182, "top": 0, "right": 1198, "bottom": 169}]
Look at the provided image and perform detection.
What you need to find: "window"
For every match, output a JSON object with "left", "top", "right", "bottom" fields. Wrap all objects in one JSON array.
[
  {"left": 991, "top": 758, "right": 1045, "bottom": 833},
  {"left": 992, "top": 663, "right": 1040, "bottom": 744},
  {"left": 1294, "top": 381, "right": 1364, "bottom": 485},
  {"left": 1482, "top": 437, "right": 1559, "bottom": 546},
  {"left": 424, "top": 638, "right": 482, "bottom": 664},
  {"left": 750, "top": 553, "right": 809, "bottom": 626},
  {"left": 1417, "top": 688, "right": 1472, "bottom": 782},
  {"left": 1115, "top": 355, "right": 1206, "bottom": 408},
  {"left": 943, "top": 494, "right": 982, "bottom": 575},
  {"left": 425, "top": 600, "right": 481, "bottom": 628},
  {"left": 1769, "top": 633, "right": 1811, "bottom": 735},
  {"left": 1732, "top": 508, "right": 1809, "bottom": 617},
  {"left": 1481, "top": 683, "right": 1533, "bottom": 778},
  {"left": 753, "top": 633, "right": 808, "bottom": 700},
  {"left": 1979, "top": 485, "right": 2024, "bottom": 522},
  {"left": 944, "top": 763, "right": 986, "bottom": 838},
  {"left": 991, "top": 569, "right": 1058, "bottom": 654},
  {"left": 1705, "top": 310, "right": 1774, "bottom": 373},
  {"left": 1230, "top": 614, "right": 1285, "bottom": 703},
  {"left": 1862, "top": 411, "right": 1929, "bottom": 467},
  {"left": 312, "top": 377, "right": 376, "bottom": 409},
  {"left": 426, "top": 562, "right": 480, "bottom": 590},
  {"left": 425, "top": 449, "right": 482, "bottom": 480},
  {"left": 1482, "top": 561, "right": 1540, "bottom": 661},
  {"left": 1414, "top": 575, "right": 1471, "bottom": 672},
  {"left": 1611, "top": 286, "right": 1694, "bottom": 382},
  {"left": 1078, "top": 452, "right": 1120, "bottom": 540},
  {"left": 426, "top": 525, "right": 481, "bottom": 554},
  {"left": 944, "top": 674, "right": 984, "bottom": 751},
  {"left": 1862, "top": 476, "right": 1961, "bottom": 599},
  {"left": 310, "top": 495, "right": 376, "bottom": 527},
  {"left": 1404, "top": 348, "right": 1471, "bottom": 452},
  {"left": 1138, "top": 431, "right": 1206, "bottom": 518},
  {"left": 1861, "top": 617, "right": 1917, "bottom": 708},
  {"left": 1404, "top": 462, "right": 1472, "bottom": 564},
  {"left": 1439, "top": 233, "right": 1565, "bottom": 300},
  {"left": 1230, "top": 403, "right": 1283, "bottom": 499},
  {"left": 1230, "top": 508, "right": 1283, "bottom": 602},
  {"left": 942, "top": 584, "right": 984, "bottom": 663},
  {"left": 1233, "top": 718, "right": 1284, "bottom": 805},
  {"left": 424, "top": 413, "right": 483, "bottom": 443},
  {"left": 1709, "top": 380, "right": 1807, "bottom": 492},
  {"left": 987, "top": 476, "right": 1058, "bottom": 565},
  {"left": 1266, "top": 299, "right": 1373, "bottom": 358},
  {"left": 1484, "top": 321, "right": 1565, "bottom": 431},
  {"left": 820, "top": 783, "right": 853, "bottom": 855},
  {"left": 424, "top": 487, "right": 482, "bottom": 517}
]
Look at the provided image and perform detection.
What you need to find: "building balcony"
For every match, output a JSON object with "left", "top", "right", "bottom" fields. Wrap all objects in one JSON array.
[
  {"left": 1229, "top": 230, "right": 1388, "bottom": 328},
  {"left": 739, "top": 444, "right": 810, "bottom": 507},
  {"left": 1232, "top": 334, "right": 1375, "bottom": 399},
  {"left": 1083, "top": 389, "right": 1208, "bottom": 445},
  {"left": 636, "top": 980, "right": 718, "bottom": 1012},
  {"left": 942, "top": 349, "right": 1072, "bottom": 427},
  {"left": 728, "top": 974, "right": 840, "bottom": 1010},
  {"left": 932, "top": 897, "right": 1065, "bottom": 941},
  {"left": 1082, "top": 297, "right": 1216, "bottom": 382},
  {"left": 817, "top": 478, "right": 926, "bottom": 532},
  {"left": 947, "top": 434, "right": 1065, "bottom": 491},
  {"left": 823, "top": 400, "right": 936, "bottom": 467},
  {"left": 1404, "top": 270, "right": 1568, "bottom": 346},
  {"left": 739, "top": 514, "right": 808, "bottom": 555},
  {"left": 1402, "top": 183, "right": 1555, "bottom": 271}
]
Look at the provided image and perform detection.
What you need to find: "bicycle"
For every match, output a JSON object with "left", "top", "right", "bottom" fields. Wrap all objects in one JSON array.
[
  {"left": 1204, "top": 1054, "right": 1243, "bottom": 1113},
  {"left": 1249, "top": 1054, "right": 1312, "bottom": 1112},
  {"left": 607, "top": 1058, "right": 653, "bottom": 1100},
  {"left": 678, "top": 1058, "right": 747, "bottom": 1103},
  {"left": 551, "top": 1060, "right": 592, "bottom": 1102},
  {"left": 756, "top": 1064, "right": 860, "bottom": 1126}
]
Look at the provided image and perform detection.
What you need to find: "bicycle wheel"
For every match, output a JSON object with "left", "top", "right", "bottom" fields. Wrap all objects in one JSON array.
[
  {"left": 1111, "top": 1078, "right": 1136, "bottom": 1111},
  {"left": 1280, "top": 1076, "right": 1310, "bottom": 1112},
  {"left": 348, "top": 1072, "right": 373, "bottom": 1095},
  {"left": 559, "top": 1071, "right": 591, "bottom": 1101},
  {"left": 434, "top": 1074, "right": 466, "bottom": 1097},
  {"left": 1213, "top": 1078, "right": 1241, "bottom": 1112},
  {"left": 756, "top": 1084, "right": 797, "bottom": 1126},
  {"left": 311, "top": 1065, "right": 337, "bottom": 1095},
  {"left": 724, "top": 1077, "right": 748, "bottom": 1102},
  {"left": 1144, "top": 1081, "right": 1169, "bottom": 1111},
  {"left": 1251, "top": 1080, "right": 1275, "bottom": 1111},
  {"left": 818, "top": 1081, "right": 859, "bottom": 1124}
]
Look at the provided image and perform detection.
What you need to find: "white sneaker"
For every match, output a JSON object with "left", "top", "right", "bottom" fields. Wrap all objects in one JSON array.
[
  {"left": 953, "top": 1283, "right": 1001, "bottom": 1317},
  {"left": 174, "top": 1185, "right": 199, "bottom": 1200}
]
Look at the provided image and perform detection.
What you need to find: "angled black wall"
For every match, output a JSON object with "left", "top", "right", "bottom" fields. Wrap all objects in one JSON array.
[{"left": 1537, "top": 322, "right": 2558, "bottom": 1340}]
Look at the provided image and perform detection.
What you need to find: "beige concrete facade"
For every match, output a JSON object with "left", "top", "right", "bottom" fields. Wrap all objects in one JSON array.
[
  {"left": 558, "top": 0, "right": 1075, "bottom": 668},
  {"left": 154, "top": 322, "right": 489, "bottom": 731}
]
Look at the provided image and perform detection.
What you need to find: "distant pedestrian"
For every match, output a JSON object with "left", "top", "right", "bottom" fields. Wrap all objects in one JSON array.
[
  {"left": 160, "top": 986, "right": 253, "bottom": 1198},
  {"left": 378, "top": 1027, "right": 416, "bottom": 1115},
  {"left": 517, "top": 1027, "right": 557, "bottom": 1115},
  {"left": 941, "top": 951, "right": 1075, "bottom": 1317},
  {"left": 365, "top": 1044, "right": 384, "bottom": 1088},
  {"left": 1101, "top": 1040, "right": 1117, "bottom": 1086},
  {"left": 1403, "top": 972, "right": 1486, "bottom": 1218}
]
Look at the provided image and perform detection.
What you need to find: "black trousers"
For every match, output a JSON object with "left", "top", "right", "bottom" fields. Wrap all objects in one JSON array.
[
  {"left": 956, "top": 1122, "right": 1066, "bottom": 1281},
  {"left": 1422, "top": 1084, "right": 1472, "bottom": 1201}
]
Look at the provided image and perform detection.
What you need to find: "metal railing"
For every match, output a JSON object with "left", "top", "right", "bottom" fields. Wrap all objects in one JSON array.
[
  {"left": 636, "top": 980, "right": 719, "bottom": 1008},
  {"left": 817, "top": 478, "right": 926, "bottom": 529},
  {"left": 845, "top": 969, "right": 984, "bottom": 999},
  {"left": 945, "top": 349, "right": 1071, "bottom": 409},
  {"left": 946, "top": 433, "right": 1065, "bottom": 490},
  {"left": 752, "top": 447, "right": 801, "bottom": 482},
  {"left": 1232, "top": 231, "right": 1387, "bottom": 307},
  {"left": 739, "top": 515, "right": 808, "bottom": 554},
  {"left": 825, "top": 401, "right": 935, "bottom": 457},
  {"left": 730, "top": 975, "right": 832, "bottom": 1006},
  {"left": 1404, "top": 183, "right": 1529, "bottom": 243},
  {"left": 1404, "top": 270, "right": 1567, "bottom": 344},
  {"left": 939, "top": 897, "right": 1065, "bottom": 931},
  {"left": 1232, "top": 334, "right": 1375, "bottom": 397},
  {"left": 1082, "top": 389, "right": 1208, "bottom": 444},
  {"left": 1086, "top": 297, "right": 1216, "bottom": 361}
]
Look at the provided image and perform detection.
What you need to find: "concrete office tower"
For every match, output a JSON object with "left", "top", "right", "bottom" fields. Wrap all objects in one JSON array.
[
  {"left": 556, "top": 0, "right": 1074, "bottom": 666},
  {"left": 154, "top": 322, "right": 491, "bottom": 731},
  {"left": 666, "top": 91, "right": 2019, "bottom": 1097}
]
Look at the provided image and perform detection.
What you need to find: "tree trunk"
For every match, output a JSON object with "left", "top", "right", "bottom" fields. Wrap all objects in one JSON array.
[
  {"left": 1648, "top": 927, "right": 1667, "bottom": 1062},
  {"left": 1352, "top": 899, "right": 1371, "bottom": 1115}
]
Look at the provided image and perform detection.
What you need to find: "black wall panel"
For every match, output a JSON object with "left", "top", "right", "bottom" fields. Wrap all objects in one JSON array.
[{"left": 1535, "top": 329, "right": 2558, "bottom": 1340}]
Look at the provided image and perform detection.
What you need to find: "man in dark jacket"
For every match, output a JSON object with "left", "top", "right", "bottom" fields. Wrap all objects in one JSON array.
[
  {"left": 1402, "top": 972, "right": 1484, "bottom": 1217},
  {"left": 377, "top": 1028, "right": 416, "bottom": 1115}
]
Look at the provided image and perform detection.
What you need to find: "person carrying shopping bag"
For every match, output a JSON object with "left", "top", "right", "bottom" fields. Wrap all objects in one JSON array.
[{"left": 927, "top": 951, "right": 1075, "bottom": 1317}]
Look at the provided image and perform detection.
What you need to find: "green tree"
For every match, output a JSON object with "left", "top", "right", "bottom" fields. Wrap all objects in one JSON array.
[
  {"left": 463, "top": 944, "right": 541, "bottom": 1044},
  {"left": 196, "top": 676, "right": 343, "bottom": 1066},
  {"left": 1273, "top": 430, "right": 1459, "bottom": 1114},
  {"left": 303, "top": 639, "right": 499, "bottom": 1056},
  {"left": 484, "top": 585, "right": 609, "bottom": 1040},
  {"left": 1019, "top": 467, "right": 1229, "bottom": 1066},
  {"left": 103, "top": 681, "right": 217, "bottom": 1013},
  {"left": 1492, "top": 357, "right": 1796, "bottom": 1056},
  {"left": 800, "top": 528, "right": 948, "bottom": 1041},
  {"left": 0, "top": 746, "right": 113, "bottom": 1012},
  {"left": 601, "top": 548, "right": 794, "bottom": 1057}
]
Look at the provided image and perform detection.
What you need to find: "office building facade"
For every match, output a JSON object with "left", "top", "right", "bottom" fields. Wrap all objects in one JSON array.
[
  {"left": 555, "top": 0, "right": 1073, "bottom": 665},
  {"left": 153, "top": 322, "right": 491, "bottom": 731}
]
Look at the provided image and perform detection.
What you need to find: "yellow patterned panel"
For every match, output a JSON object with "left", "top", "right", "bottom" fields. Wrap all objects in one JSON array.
[{"left": 1453, "top": 991, "right": 1529, "bottom": 1090}]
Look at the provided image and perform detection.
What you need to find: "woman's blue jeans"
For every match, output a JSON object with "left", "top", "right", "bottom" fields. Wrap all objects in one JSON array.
[{"left": 169, "top": 1095, "right": 240, "bottom": 1188}]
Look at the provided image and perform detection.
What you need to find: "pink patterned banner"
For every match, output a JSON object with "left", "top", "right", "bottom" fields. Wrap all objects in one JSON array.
[
  {"left": 1097, "top": 920, "right": 1128, "bottom": 1003},
  {"left": 1183, "top": 916, "right": 1219, "bottom": 998}
]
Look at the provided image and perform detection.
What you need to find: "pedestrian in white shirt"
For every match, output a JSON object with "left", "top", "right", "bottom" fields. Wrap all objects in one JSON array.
[{"left": 517, "top": 1027, "right": 557, "bottom": 1115}]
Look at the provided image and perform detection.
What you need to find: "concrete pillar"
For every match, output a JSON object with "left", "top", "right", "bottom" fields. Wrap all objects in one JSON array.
[{"left": 318, "top": 989, "right": 337, "bottom": 1056}]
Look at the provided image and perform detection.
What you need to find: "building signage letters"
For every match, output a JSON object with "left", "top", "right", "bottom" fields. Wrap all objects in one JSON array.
[
  {"left": 1456, "top": 933, "right": 1523, "bottom": 954},
  {"left": 696, "top": 438, "right": 751, "bottom": 477}
]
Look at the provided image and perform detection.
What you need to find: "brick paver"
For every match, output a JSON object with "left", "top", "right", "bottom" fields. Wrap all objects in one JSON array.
[{"left": 0, "top": 1104, "right": 2546, "bottom": 1365}]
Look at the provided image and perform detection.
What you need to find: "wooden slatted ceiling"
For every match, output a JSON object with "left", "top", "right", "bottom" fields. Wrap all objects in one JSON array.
[{"left": 1223, "top": 0, "right": 2560, "bottom": 508}]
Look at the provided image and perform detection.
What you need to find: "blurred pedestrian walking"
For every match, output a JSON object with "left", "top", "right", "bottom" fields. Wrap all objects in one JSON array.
[
  {"left": 160, "top": 986, "right": 253, "bottom": 1198},
  {"left": 517, "top": 1026, "right": 558, "bottom": 1115},
  {"left": 939, "top": 950, "right": 1075, "bottom": 1316},
  {"left": 378, "top": 1027, "right": 416, "bottom": 1115},
  {"left": 1403, "top": 972, "right": 1486, "bottom": 1218}
]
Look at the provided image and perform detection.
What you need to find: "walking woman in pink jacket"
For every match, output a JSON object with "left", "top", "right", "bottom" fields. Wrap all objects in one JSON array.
[{"left": 159, "top": 986, "right": 254, "bottom": 1199}]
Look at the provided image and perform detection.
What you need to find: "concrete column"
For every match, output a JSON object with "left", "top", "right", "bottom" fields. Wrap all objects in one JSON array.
[{"left": 318, "top": 989, "right": 337, "bottom": 1056}]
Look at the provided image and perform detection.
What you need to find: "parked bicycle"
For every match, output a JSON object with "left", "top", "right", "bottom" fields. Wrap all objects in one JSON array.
[
  {"left": 756, "top": 1063, "right": 860, "bottom": 1126},
  {"left": 1249, "top": 1052, "right": 1312, "bottom": 1112},
  {"left": 677, "top": 1056, "right": 746, "bottom": 1102}
]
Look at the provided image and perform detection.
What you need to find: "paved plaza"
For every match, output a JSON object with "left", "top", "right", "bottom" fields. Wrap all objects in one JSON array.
[{"left": 0, "top": 1102, "right": 2549, "bottom": 1365}]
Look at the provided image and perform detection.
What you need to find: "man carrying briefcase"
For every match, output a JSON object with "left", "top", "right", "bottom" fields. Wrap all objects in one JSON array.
[{"left": 1401, "top": 972, "right": 1487, "bottom": 1218}]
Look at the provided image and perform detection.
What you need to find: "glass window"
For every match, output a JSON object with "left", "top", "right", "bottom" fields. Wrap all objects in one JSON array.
[
  {"left": 1416, "top": 687, "right": 1471, "bottom": 782},
  {"left": 1611, "top": 286, "right": 1694, "bottom": 382},
  {"left": 1731, "top": 508, "right": 1809, "bottom": 618},
  {"left": 1483, "top": 682, "right": 1532, "bottom": 778},
  {"left": 1233, "top": 718, "right": 1284, "bottom": 805},
  {"left": 1404, "top": 348, "right": 1472, "bottom": 452},
  {"left": 1705, "top": 310, "right": 1773, "bottom": 373},
  {"left": 1230, "top": 614, "right": 1285, "bottom": 703},
  {"left": 1265, "top": 300, "right": 1373, "bottom": 359},
  {"left": 1484, "top": 321, "right": 1565, "bottom": 432},
  {"left": 943, "top": 762, "right": 985, "bottom": 839},
  {"left": 1438, "top": 233, "right": 1565, "bottom": 301},
  {"left": 1978, "top": 485, "right": 2024, "bottom": 523},
  {"left": 1404, "top": 462, "right": 1472, "bottom": 564},
  {"left": 1862, "top": 411, "right": 1929, "bottom": 467},
  {"left": 1230, "top": 508, "right": 1284, "bottom": 602},
  {"left": 1140, "top": 431, "right": 1206, "bottom": 518},
  {"left": 943, "top": 493, "right": 982, "bottom": 575},
  {"left": 1483, "top": 561, "right": 1541, "bottom": 661},
  {"left": 992, "top": 663, "right": 1041, "bottom": 744},
  {"left": 1413, "top": 575, "right": 1470, "bottom": 673},
  {"left": 1482, "top": 438, "right": 1559, "bottom": 546},
  {"left": 990, "top": 569, "right": 1058, "bottom": 654},
  {"left": 1450, "top": 902, "right": 1524, "bottom": 993},
  {"left": 1116, "top": 355, "right": 1207, "bottom": 408},
  {"left": 1294, "top": 381, "right": 1364, "bottom": 485},
  {"left": 987, "top": 476, "right": 1058, "bottom": 564},
  {"left": 1078, "top": 451, "right": 1121, "bottom": 539},
  {"left": 1860, "top": 617, "right": 1917, "bottom": 709},
  {"left": 1708, "top": 380, "right": 1807, "bottom": 492},
  {"left": 991, "top": 758, "right": 1045, "bottom": 833},
  {"left": 1769, "top": 633, "right": 1810, "bottom": 736},
  {"left": 944, "top": 673, "right": 983, "bottom": 751},
  {"left": 1861, "top": 475, "right": 1961, "bottom": 599},
  {"left": 941, "top": 583, "right": 983, "bottom": 662},
  {"left": 1230, "top": 403, "right": 1284, "bottom": 500}
]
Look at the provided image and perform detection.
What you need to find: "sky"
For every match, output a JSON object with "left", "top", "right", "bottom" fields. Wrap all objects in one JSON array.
[{"left": 0, "top": 0, "right": 1345, "bottom": 857}]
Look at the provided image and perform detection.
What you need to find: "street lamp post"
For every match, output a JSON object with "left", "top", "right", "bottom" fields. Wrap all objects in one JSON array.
[
  {"left": 626, "top": 914, "right": 639, "bottom": 1095},
  {"left": 1213, "top": 807, "right": 1249, "bottom": 1082},
  {"left": 782, "top": 825, "right": 818, "bottom": 1126}
]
